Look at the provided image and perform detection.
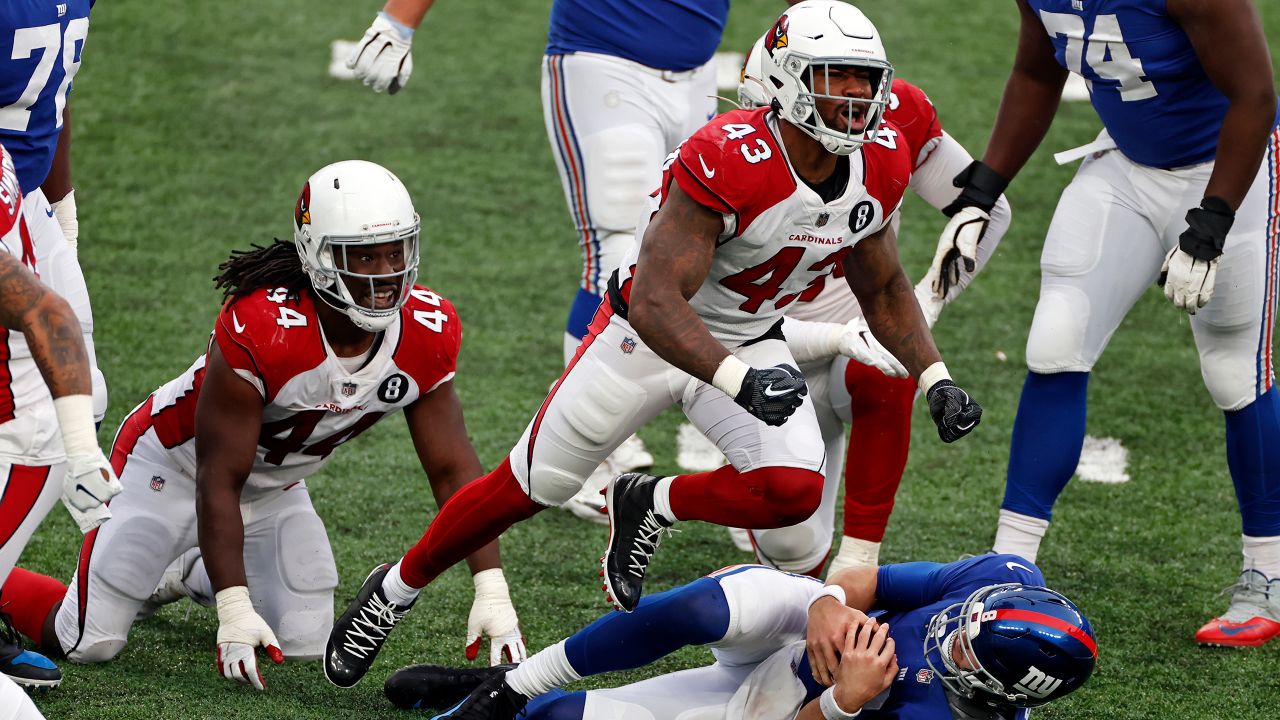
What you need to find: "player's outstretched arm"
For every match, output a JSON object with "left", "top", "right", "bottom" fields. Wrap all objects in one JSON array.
[
  {"left": 631, "top": 183, "right": 807, "bottom": 426},
  {"left": 844, "top": 227, "right": 982, "bottom": 443},
  {"left": 404, "top": 383, "right": 527, "bottom": 665},
  {"left": 0, "top": 251, "right": 120, "bottom": 527},
  {"left": 195, "top": 345, "right": 284, "bottom": 690},
  {"left": 347, "top": 0, "right": 437, "bottom": 94}
]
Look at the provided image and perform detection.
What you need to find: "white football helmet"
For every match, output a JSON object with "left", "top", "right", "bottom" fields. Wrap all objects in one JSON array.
[
  {"left": 738, "top": 35, "right": 770, "bottom": 109},
  {"left": 293, "top": 160, "right": 420, "bottom": 332},
  {"left": 759, "top": 0, "right": 894, "bottom": 155}
]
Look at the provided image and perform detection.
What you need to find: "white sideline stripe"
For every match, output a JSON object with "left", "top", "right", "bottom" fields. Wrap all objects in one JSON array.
[
  {"left": 714, "top": 51, "right": 746, "bottom": 91},
  {"left": 329, "top": 40, "right": 358, "bottom": 80},
  {"left": 676, "top": 422, "right": 726, "bottom": 473},
  {"left": 1076, "top": 435, "right": 1130, "bottom": 484}
]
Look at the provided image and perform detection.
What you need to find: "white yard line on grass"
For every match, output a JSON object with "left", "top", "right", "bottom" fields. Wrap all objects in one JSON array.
[{"left": 1076, "top": 435, "right": 1130, "bottom": 484}]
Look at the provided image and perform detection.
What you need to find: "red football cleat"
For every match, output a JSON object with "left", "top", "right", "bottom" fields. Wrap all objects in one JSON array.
[{"left": 1195, "top": 570, "right": 1280, "bottom": 648}]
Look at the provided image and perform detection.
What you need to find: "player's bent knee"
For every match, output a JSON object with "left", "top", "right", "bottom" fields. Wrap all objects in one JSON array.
[
  {"left": 95, "top": 516, "right": 180, "bottom": 602},
  {"left": 67, "top": 637, "right": 127, "bottom": 664},
  {"left": 528, "top": 465, "right": 588, "bottom": 507},
  {"left": 1200, "top": 355, "right": 1255, "bottom": 411},
  {"left": 277, "top": 510, "right": 339, "bottom": 595},
  {"left": 759, "top": 467, "right": 825, "bottom": 526},
  {"left": 1025, "top": 285, "right": 1096, "bottom": 373},
  {"left": 753, "top": 524, "right": 830, "bottom": 574}
]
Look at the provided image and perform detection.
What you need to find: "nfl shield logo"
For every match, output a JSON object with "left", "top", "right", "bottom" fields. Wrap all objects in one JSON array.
[
  {"left": 150, "top": 475, "right": 166, "bottom": 492},
  {"left": 816, "top": 212, "right": 830, "bottom": 227},
  {"left": 916, "top": 668, "right": 934, "bottom": 684},
  {"left": 620, "top": 337, "right": 637, "bottom": 354},
  {"left": 341, "top": 381, "right": 357, "bottom": 397}
]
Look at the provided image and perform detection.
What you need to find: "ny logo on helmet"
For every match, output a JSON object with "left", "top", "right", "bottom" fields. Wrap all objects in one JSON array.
[
  {"left": 766, "top": 14, "right": 789, "bottom": 56},
  {"left": 1013, "top": 666, "right": 1063, "bottom": 699},
  {"left": 295, "top": 181, "right": 311, "bottom": 229}
]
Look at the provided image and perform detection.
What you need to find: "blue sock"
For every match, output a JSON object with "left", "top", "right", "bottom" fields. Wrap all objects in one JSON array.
[
  {"left": 564, "top": 577, "right": 730, "bottom": 676},
  {"left": 1001, "top": 371, "right": 1090, "bottom": 520},
  {"left": 525, "top": 690, "right": 580, "bottom": 720},
  {"left": 1225, "top": 386, "right": 1280, "bottom": 536},
  {"left": 566, "top": 288, "right": 602, "bottom": 340}
]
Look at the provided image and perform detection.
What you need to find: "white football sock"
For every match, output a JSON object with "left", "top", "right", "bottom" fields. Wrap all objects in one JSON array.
[
  {"left": 992, "top": 509, "right": 1049, "bottom": 563},
  {"left": 1242, "top": 535, "right": 1280, "bottom": 579},
  {"left": 380, "top": 560, "right": 421, "bottom": 605},
  {"left": 652, "top": 476, "right": 676, "bottom": 524},
  {"left": 505, "top": 640, "right": 580, "bottom": 697},
  {"left": 827, "top": 536, "right": 882, "bottom": 578},
  {"left": 563, "top": 332, "right": 583, "bottom": 367}
]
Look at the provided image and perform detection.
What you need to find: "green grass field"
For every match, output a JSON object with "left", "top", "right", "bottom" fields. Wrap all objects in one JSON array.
[{"left": 17, "top": 1, "right": 1280, "bottom": 717}]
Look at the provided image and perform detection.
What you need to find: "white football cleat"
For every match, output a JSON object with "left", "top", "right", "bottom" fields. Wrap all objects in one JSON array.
[
  {"left": 137, "top": 549, "right": 203, "bottom": 619},
  {"left": 611, "top": 435, "right": 655, "bottom": 474},
  {"left": 676, "top": 423, "right": 725, "bottom": 472}
]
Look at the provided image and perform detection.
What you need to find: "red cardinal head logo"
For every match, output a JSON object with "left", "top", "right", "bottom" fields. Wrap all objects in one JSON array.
[
  {"left": 766, "top": 14, "right": 789, "bottom": 57},
  {"left": 295, "top": 181, "right": 311, "bottom": 230}
]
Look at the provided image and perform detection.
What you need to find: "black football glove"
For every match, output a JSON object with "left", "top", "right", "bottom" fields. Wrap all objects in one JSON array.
[
  {"left": 734, "top": 364, "right": 808, "bottom": 427},
  {"left": 941, "top": 160, "right": 1010, "bottom": 217},
  {"left": 926, "top": 379, "right": 983, "bottom": 443}
]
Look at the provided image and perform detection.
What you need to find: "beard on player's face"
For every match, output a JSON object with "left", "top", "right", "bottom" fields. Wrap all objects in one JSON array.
[{"left": 809, "top": 66, "right": 874, "bottom": 134}]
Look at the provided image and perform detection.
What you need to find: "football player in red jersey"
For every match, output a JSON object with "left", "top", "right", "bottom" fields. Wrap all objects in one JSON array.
[
  {"left": 324, "top": 0, "right": 982, "bottom": 690},
  {"left": 0, "top": 160, "right": 526, "bottom": 691}
]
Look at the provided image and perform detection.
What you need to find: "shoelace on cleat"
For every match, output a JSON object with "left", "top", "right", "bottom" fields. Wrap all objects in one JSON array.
[
  {"left": 1214, "top": 571, "right": 1280, "bottom": 623},
  {"left": 625, "top": 510, "right": 676, "bottom": 578},
  {"left": 0, "top": 610, "right": 24, "bottom": 648},
  {"left": 341, "top": 592, "right": 410, "bottom": 659}
]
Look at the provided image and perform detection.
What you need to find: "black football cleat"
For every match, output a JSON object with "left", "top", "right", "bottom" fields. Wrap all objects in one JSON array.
[
  {"left": 428, "top": 669, "right": 529, "bottom": 720},
  {"left": 385, "top": 663, "right": 515, "bottom": 711},
  {"left": 0, "top": 612, "right": 60, "bottom": 691},
  {"left": 325, "top": 564, "right": 416, "bottom": 688},
  {"left": 602, "top": 473, "right": 674, "bottom": 613}
]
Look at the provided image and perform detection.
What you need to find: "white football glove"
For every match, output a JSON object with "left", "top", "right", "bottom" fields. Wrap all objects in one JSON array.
[
  {"left": 347, "top": 14, "right": 414, "bottom": 94},
  {"left": 913, "top": 277, "right": 943, "bottom": 329},
  {"left": 62, "top": 451, "right": 122, "bottom": 512},
  {"left": 1161, "top": 246, "right": 1217, "bottom": 314},
  {"left": 465, "top": 569, "right": 527, "bottom": 665},
  {"left": 215, "top": 586, "right": 285, "bottom": 691},
  {"left": 835, "top": 319, "right": 908, "bottom": 379},
  {"left": 50, "top": 189, "right": 78, "bottom": 253},
  {"left": 929, "top": 206, "right": 989, "bottom": 299},
  {"left": 62, "top": 499, "right": 111, "bottom": 534}
]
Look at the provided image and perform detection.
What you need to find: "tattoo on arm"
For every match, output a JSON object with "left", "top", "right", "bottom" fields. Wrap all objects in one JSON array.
[
  {"left": 0, "top": 252, "right": 91, "bottom": 397},
  {"left": 843, "top": 226, "right": 941, "bottom": 378}
]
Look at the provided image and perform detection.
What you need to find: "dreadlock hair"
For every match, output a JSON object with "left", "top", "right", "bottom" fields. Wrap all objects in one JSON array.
[{"left": 214, "top": 238, "right": 311, "bottom": 301}]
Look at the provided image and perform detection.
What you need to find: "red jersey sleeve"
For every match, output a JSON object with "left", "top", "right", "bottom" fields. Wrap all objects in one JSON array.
[
  {"left": 214, "top": 289, "right": 326, "bottom": 401},
  {"left": 885, "top": 79, "right": 945, "bottom": 170},
  {"left": 861, "top": 119, "right": 915, "bottom": 230},
  {"left": 665, "top": 108, "right": 796, "bottom": 234},
  {"left": 394, "top": 286, "right": 462, "bottom": 393}
]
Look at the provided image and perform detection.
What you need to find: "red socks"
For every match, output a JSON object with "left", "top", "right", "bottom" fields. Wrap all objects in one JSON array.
[
  {"left": 670, "top": 464, "right": 823, "bottom": 528},
  {"left": 398, "top": 458, "right": 543, "bottom": 588},
  {"left": 1, "top": 568, "right": 66, "bottom": 644},
  {"left": 842, "top": 360, "right": 916, "bottom": 542}
]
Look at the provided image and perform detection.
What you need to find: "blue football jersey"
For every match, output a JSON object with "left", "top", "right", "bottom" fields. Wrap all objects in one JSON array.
[
  {"left": 0, "top": 0, "right": 92, "bottom": 193},
  {"left": 852, "top": 555, "right": 1044, "bottom": 719},
  {"left": 1026, "top": 0, "right": 1278, "bottom": 169},
  {"left": 546, "top": 0, "right": 728, "bottom": 72}
]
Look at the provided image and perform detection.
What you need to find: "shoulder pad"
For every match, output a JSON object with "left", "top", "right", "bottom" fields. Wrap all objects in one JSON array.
[
  {"left": 861, "top": 120, "right": 915, "bottom": 219},
  {"left": 394, "top": 285, "right": 462, "bottom": 391},
  {"left": 214, "top": 288, "right": 325, "bottom": 400}
]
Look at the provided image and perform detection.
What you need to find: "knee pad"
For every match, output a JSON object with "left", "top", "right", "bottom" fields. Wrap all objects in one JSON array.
[
  {"left": 95, "top": 515, "right": 181, "bottom": 602},
  {"left": 527, "top": 464, "right": 589, "bottom": 507},
  {"left": 276, "top": 509, "right": 338, "bottom": 595},
  {"left": 752, "top": 523, "right": 831, "bottom": 575},
  {"left": 563, "top": 363, "right": 647, "bottom": 447},
  {"left": 1026, "top": 284, "right": 1097, "bottom": 373},
  {"left": 757, "top": 468, "right": 825, "bottom": 526},
  {"left": 1193, "top": 314, "right": 1264, "bottom": 411},
  {"left": 67, "top": 637, "right": 126, "bottom": 664}
]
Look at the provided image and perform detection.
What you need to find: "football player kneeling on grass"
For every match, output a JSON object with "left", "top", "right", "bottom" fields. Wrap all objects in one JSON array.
[
  {"left": 384, "top": 554, "right": 1095, "bottom": 720},
  {"left": 1, "top": 160, "right": 525, "bottom": 691}
]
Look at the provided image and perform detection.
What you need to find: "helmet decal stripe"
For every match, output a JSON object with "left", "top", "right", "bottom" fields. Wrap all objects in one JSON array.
[{"left": 994, "top": 609, "right": 1098, "bottom": 657}]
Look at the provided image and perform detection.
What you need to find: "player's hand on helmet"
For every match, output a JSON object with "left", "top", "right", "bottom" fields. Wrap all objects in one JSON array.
[
  {"left": 215, "top": 587, "right": 285, "bottom": 691},
  {"left": 62, "top": 450, "right": 122, "bottom": 513},
  {"left": 835, "top": 319, "right": 908, "bottom": 379},
  {"left": 933, "top": 161, "right": 1009, "bottom": 300},
  {"left": 465, "top": 569, "right": 527, "bottom": 665},
  {"left": 923, "top": 368, "right": 982, "bottom": 443},
  {"left": 1160, "top": 197, "right": 1232, "bottom": 315},
  {"left": 733, "top": 364, "right": 808, "bottom": 426},
  {"left": 348, "top": 13, "right": 415, "bottom": 94},
  {"left": 833, "top": 619, "right": 898, "bottom": 712},
  {"left": 806, "top": 595, "right": 867, "bottom": 687}
]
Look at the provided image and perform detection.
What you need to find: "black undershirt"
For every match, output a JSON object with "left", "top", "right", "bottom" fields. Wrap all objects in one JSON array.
[{"left": 799, "top": 156, "right": 850, "bottom": 204}]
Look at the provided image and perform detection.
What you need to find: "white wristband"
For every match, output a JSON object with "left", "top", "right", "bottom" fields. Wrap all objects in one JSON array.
[
  {"left": 918, "top": 361, "right": 951, "bottom": 395},
  {"left": 820, "top": 686, "right": 861, "bottom": 720},
  {"left": 808, "top": 584, "right": 848, "bottom": 611},
  {"left": 472, "top": 568, "right": 511, "bottom": 598},
  {"left": 54, "top": 394, "right": 99, "bottom": 457},
  {"left": 711, "top": 355, "right": 751, "bottom": 398},
  {"left": 215, "top": 585, "right": 253, "bottom": 620}
]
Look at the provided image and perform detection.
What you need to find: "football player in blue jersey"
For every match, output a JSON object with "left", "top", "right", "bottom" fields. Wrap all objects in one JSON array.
[
  {"left": 931, "top": 0, "right": 1280, "bottom": 647},
  {"left": 381, "top": 556, "right": 1095, "bottom": 720},
  {"left": 344, "top": 0, "right": 804, "bottom": 506}
]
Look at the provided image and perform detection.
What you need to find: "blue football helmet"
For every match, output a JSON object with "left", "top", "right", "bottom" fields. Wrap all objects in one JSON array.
[{"left": 924, "top": 584, "right": 1096, "bottom": 708}]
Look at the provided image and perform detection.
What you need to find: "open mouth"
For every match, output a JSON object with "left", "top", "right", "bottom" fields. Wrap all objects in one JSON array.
[
  {"left": 363, "top": 283, "right": 400, "bottom": 310},
  {"left": 835, "top": 103, "right": 868, "bottom": 133}
]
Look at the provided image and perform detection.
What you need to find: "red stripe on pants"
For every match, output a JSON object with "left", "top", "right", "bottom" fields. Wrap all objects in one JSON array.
[{"left": 0, "top": 464, "right": 51, "bottom": 547}]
